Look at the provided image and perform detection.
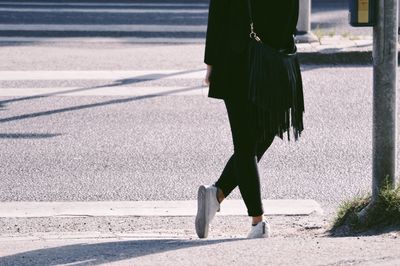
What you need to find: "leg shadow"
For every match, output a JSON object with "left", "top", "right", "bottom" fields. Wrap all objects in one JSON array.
[{"left": 0, "top": 237, "right": 247, "bottom": 265}]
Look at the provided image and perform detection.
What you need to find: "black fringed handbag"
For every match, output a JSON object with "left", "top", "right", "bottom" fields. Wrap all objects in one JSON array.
[{"left": 247, "top": 0, "right": 304, "bottom": 142}]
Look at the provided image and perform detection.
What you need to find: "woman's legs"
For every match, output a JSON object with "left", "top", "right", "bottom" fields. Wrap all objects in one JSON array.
[
  {"left": 214, "top": 97, "right": 275, "bottom": 219},
  {"left": 214, "top": 134, "right": 275, "bottom": 204}
]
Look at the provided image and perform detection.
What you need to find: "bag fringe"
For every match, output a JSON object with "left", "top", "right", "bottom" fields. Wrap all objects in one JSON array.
[{"left": 248, "top": 40, "right": 305, "bottom": 143}]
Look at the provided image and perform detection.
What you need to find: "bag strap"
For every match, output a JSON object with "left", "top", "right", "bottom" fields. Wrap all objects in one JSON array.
[
  {"left": 247, "top": 0, "right": 253, "bottom": 24},
  {"left": 247, "top": 0, "right": 262, "bottom": 42},
  {"left": 247, "top": 0, "right": 297, "bottom": 54}
]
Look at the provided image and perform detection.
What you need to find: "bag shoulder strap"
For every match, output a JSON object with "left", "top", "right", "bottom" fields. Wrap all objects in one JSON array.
[
  {"left": 247, "top": 0, "right": 297, "bottom": 54},
  {"left": 247, "top": 0, "right": 253, "bottom": 25},
  {"left": 247, "top": 0, "right": 261, "bottom": 42}
]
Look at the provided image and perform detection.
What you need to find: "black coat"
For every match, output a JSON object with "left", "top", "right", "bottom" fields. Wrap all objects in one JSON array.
[{"left": 204, "top": 0, "right": 299, "bottom": 100}]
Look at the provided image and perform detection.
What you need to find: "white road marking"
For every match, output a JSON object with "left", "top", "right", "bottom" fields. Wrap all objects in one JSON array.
[
  {"left": 0, "top": 7, "right": 208, "bottom": 13},
  {"left": 0, "top": 24, "right": 206, "bottom": 32},
  {"left": 0, "top": 70, "right": 209, "bottom": 96},
  {"left": 0, "top": 37, "right": 204, "bottom": 43},
  {"left": 0, "top": 200, "right": 323, "bottom": 217},
  {"left": 0, "top": 2, "right": 208, "bottom": 7},
  {"left": 0, "top": 86, "right": 208, "bottom": 96},
  {"left": 0, "top": 70, "right": 206, "bottom": 80}
]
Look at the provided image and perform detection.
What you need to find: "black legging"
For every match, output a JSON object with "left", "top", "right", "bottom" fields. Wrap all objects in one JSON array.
[{"left": 214, "top": 97, "right": 275, "bottom": 217}]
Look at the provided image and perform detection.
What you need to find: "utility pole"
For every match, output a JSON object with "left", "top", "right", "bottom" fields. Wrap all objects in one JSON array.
[
  {"left": 296, "top": 0, "right": 318, "bottom": 43},
  {"left": 359, "top": 0, "right": 398, "bottom": 219}
]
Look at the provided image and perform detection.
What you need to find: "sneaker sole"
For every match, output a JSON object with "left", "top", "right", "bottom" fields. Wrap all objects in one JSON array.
[{"left": 195, "top": 185, "right": 209, "bottom": 238}]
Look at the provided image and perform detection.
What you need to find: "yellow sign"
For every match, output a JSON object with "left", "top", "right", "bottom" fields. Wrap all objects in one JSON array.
[{"left": 358, "top": 0, "right": 369, "bottom": 23}]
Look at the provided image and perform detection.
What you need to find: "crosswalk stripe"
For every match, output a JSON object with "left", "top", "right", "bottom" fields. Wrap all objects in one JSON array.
[
  {"left": 0, "top": 70, "right": 206, "bottom": 81},
  {"left": 0, "top": 7, "right": 208, "bottom": 13},
  {"left": 0, "top": 86, "right": 208, "bottom": 96},
  {"left": 0, "top": 24, "right": 206, "bottom": 32},
  {"left": 0, "top": 200, "right": 323, "bottom": 217},
  {"left": 0, "top": 70, "right": 208, "bottom": 97},
  {"left": 0, "top": 2, "right": 208, "bottom": 8},
  {"left": 0, "top": 37, "right": 204, "bottom": 43}
]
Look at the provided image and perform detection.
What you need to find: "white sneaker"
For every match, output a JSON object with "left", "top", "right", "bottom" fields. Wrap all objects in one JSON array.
[
  {"left": 195, "top": 184, "right": 221, "bottom": 238},
  {"left": 247, "top": 219, "right": 271, "bottom": 238}
]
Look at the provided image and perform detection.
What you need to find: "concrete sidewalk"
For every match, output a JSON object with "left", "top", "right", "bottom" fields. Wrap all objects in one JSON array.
[
  {"left": 1, "top": 236, "right": 400, "bottom": 266},
  {"left": 0, "top": 215, "right": 399, "bottom": 265},
  {"left": 297, "top": 35, "right": 376, "bottom": 64},
  {"left": 0, "top": 202, "right": 399, "bottom": 265},
  {"left": 4, "top": 200, "right": 396, "bottom": 265},
  {"left": 0, "top": 199, "right": 323, "bottom": 218}
]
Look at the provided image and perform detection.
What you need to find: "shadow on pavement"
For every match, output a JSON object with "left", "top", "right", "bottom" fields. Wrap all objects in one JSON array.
[
  {"left": 0, "top": 68, "right": 204, "bottom": 106},
  {"left": 0, "top": 85, "right": 204, "bottom": 124},
  {"left": 328, "top": 224, "right": 400, "bottom": 237},
  {"left": 0, "top": 68, "right": 206, "bottom": 123},
  {"left": 0, "top": 237, "right": 246, "bottom": 265},
  {"left": 0, "top": 133, "right": 62, "bottom": 139}
]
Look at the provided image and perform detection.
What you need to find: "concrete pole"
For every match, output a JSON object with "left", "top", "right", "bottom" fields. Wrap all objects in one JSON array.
[
  {"left": 398, "top": 2, "right": 400, "bottom": 36},
  {"left": 371, "top": 0, "right": 398, "bottom": 199},
  {"left": 296, "top": 0, "right": 318, "bottom": 43},
  {"left": 359, "top": 0, "right": 398, "bottom": 221},
  {"left": 297, "top": 0, "right": 311, "bottom": 33}
]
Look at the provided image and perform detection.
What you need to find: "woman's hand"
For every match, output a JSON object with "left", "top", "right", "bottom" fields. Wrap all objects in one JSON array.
[{"left": 204, "top": 64, "right": 212, "bottom": 86}]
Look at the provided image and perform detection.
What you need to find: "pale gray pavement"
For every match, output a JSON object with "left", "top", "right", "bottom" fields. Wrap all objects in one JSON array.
[
  {"left": 2, "top": 42, "right": 399, "bottom": 208},
  {"left": 1, "top": 215, "right": 400, "bottom": 265},
  {"left": 0, "top": 215, "right": 400, "bottom": 266},
  {"left": 0, "top": 200, "right": 322, "bottom": 217}
]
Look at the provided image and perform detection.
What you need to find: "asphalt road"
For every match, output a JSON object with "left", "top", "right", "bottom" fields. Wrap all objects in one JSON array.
[
  {"left": 1, "top": 41, "right": 399, "bottom": 212},
  {"left": 0, "top": 0, "right": 390, "bottom": 215},
  {"left": 0, "top": 0, "right": 371, "bottom": 41}
]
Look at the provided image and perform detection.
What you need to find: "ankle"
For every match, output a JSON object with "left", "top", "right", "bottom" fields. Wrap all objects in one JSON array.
[
  {"left": 252, "top": 215, "right": 263, "bottom": 225},
  {"left": 216, "top": 187, "right": 225, "bottom": 203}
]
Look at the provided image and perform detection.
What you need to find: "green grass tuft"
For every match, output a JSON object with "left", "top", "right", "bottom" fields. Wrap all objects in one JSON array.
[
  {"left": 313, "top": 24, "right": 323, "bottom": 42},
  {"left": 332, "top": 193, "right": 370, "bottom": 229},
  {"left": 331, "top": 182, "right": 400, "bottom": 233},
  {"left": 341, "top": 32, "right": 350, "bottom": 38},
  {"left": 328, "top": 28, "right": 336, "bottom": 37}
]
